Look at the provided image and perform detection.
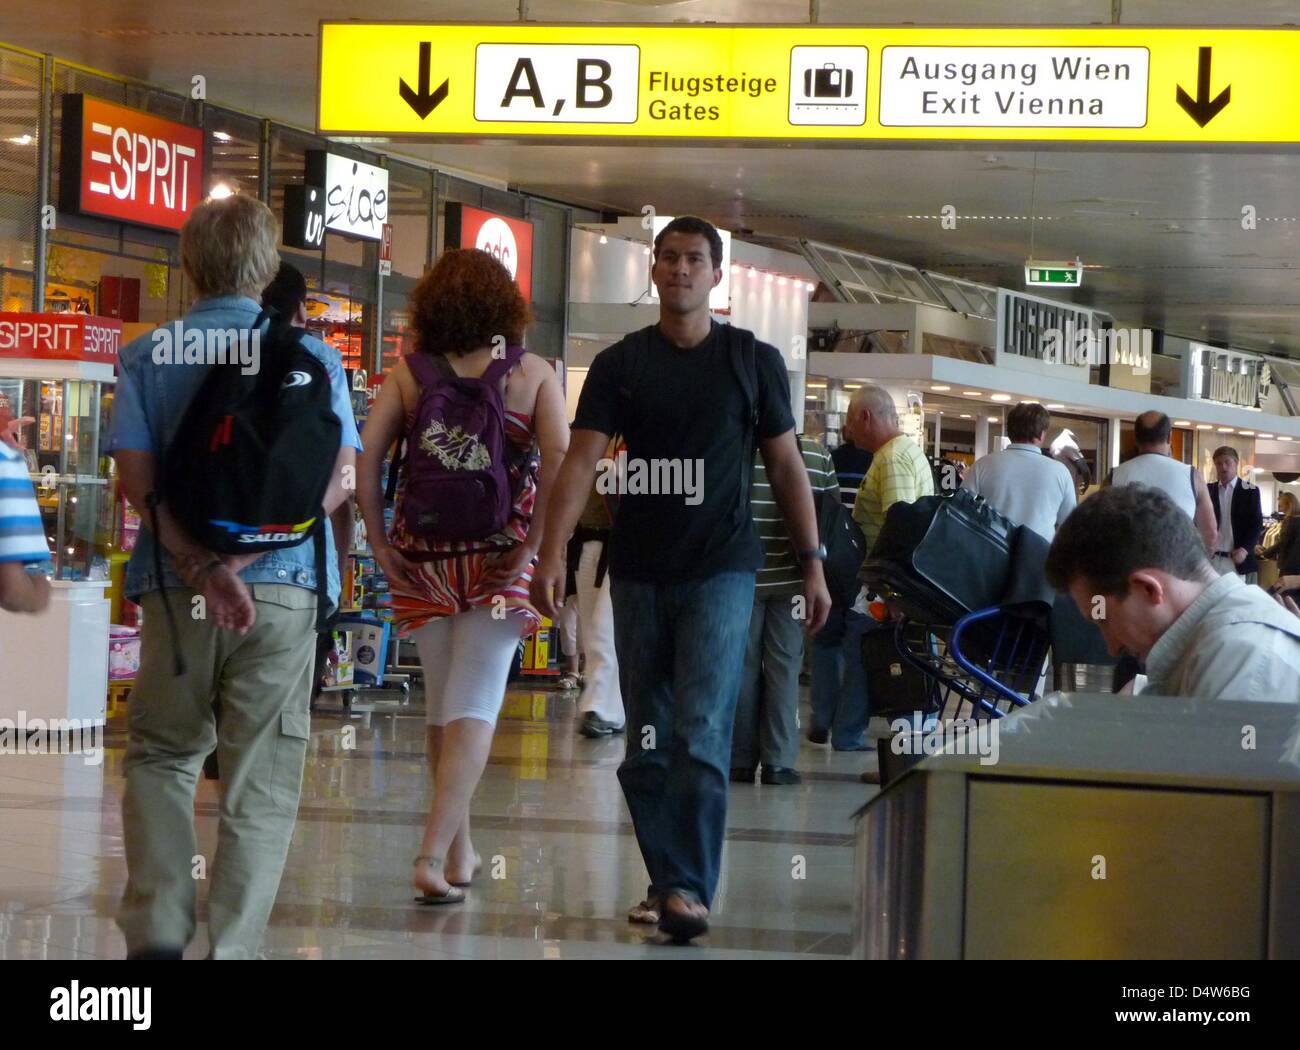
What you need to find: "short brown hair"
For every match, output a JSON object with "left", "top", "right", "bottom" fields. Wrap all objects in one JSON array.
[
  {"left": 1212, "top": 445, "right": 1240, "bottom": 464},
  {"left": 410, "top": 249, "right": 531, "bottom": 357},
  {"left": 1007, "top": 402, "right": 1051, "bottom": 443}
]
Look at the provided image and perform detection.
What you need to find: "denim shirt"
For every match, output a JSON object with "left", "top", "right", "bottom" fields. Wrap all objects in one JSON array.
[{"left": 107, "top": 295, "right": 363, "bottom": 603}]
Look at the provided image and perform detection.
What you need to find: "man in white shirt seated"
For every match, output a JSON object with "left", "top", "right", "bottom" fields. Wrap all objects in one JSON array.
[
  {"left": 1045, "top": 484, "right": 1300, "bottom": 702},
  {"left": 961, "top": 402, "right": 1076, "bottom": 541}
]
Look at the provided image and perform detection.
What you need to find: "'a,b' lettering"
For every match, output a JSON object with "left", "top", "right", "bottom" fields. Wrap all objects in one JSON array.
[
  {"left": 502, "top": 59, "right": 544, "bottom": 108},
  {"left": 576, "top": 59, "right": 613, "bottom": 108}
]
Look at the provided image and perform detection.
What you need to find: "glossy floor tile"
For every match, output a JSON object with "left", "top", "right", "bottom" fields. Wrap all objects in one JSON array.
[{"left": 0, "top": 686, "right": 876, "bottom": 959}]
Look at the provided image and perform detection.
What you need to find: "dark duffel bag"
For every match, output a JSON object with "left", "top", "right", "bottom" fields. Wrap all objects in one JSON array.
[{"left": 863, "top": 489, "right": 1016, "bottom": 621}]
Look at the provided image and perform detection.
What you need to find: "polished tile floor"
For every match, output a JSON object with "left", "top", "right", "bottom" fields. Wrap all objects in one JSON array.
[{"left": 0, "top": 685, "right": 877, "bottom": 959}]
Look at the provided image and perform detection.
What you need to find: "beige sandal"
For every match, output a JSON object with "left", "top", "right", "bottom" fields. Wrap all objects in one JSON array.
[{"left": 627, "top": 897, "right": 661, "bottom": 924}]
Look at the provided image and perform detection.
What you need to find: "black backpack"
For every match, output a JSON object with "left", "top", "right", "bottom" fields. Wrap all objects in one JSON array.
[
  {"left": 149, "top": 311, "right": 341, "bottom": 671},
  {"left": 815, "top": 486, "right": 866, "bottom": 609}
]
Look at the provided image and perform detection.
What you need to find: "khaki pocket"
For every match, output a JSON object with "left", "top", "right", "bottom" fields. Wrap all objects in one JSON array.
[{"left": 270, "top": 708, "right": 311, "bottom": 814}]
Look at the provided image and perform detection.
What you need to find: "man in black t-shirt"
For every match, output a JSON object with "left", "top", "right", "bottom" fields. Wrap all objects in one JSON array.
[{"left": 532, "top": 216, "right": 831, "bottom": 943}]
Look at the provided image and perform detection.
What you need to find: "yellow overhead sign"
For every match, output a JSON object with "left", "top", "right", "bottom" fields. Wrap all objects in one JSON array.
[{"left": 318, "top": 23, "right": 1300, "bottom": 144}]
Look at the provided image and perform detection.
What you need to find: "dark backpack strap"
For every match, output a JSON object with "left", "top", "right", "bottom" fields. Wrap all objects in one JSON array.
[
  {"left": 144, "top": 491, "right": 186, "bottom": 677},
  {"left": 313, "top": 513, "right": 330, "bottom": 631},
  {"left": 615, "top": 326, "right": 655, "bottom": 438},
  {"left": 383, "top": 436, "right": 404, "bottom": 504},
  {"left": 725, "top": 325, "right": 761, "bottom": 525},
  {"left": 480, "top": 344, "right": 527, "bottom": 386},
  {"left": 726, "top": 325, "right": 760, "bottom": 447}
]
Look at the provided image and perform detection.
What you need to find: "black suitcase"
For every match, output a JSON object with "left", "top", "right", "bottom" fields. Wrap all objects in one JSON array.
[{"left": 862, "top": 623, "right": 928, "bottom": 718}]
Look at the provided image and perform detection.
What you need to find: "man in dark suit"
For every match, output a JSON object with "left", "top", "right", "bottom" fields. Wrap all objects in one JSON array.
[{"left": 1208, "top": 445, "right": 1264, "bottom": 584}]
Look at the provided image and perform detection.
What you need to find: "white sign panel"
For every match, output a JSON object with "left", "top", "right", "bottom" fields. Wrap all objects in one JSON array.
[
  {"left": 322, "top": 153, "right": 389, "bottom": 240},
  {"left": 788, "top": 46, "right": 868, "bottom": 126},
  {"left": 475, "top": 44, "right": 640, "bottom": 123},
  {"left": 879, "top": 47, "right": 1150, "bottom": 127},
  {"left": 650, "top": 215, "right": 731, "bottom": 310}
]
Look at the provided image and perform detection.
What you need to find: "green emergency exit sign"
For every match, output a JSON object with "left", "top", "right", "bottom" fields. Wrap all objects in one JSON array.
[{"left": 1025, "top": 260, "right": 1083, "bottom": 287}]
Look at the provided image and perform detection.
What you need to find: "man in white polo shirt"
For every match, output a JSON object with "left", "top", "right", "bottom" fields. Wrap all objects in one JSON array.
[{"left": 960, "top": 402, "right": 1076, "bottom": 541}]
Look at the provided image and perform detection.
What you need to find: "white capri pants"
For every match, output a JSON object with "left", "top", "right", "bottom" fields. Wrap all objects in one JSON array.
[
  {"left": 410, "top": 607, "right": 526, "bottom": 727},
  {"left": 575, "top": 539, "right": 624, "bottom": 725}
]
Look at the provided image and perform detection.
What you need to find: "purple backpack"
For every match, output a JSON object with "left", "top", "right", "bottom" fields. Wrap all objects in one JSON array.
[{"left": 400, "top": 346, "right": 526, "bottom": 542}]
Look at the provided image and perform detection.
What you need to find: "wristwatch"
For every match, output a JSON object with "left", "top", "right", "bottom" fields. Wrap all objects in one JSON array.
[{"left": 797, "top": 545, "right": 827, "bottom": 563}]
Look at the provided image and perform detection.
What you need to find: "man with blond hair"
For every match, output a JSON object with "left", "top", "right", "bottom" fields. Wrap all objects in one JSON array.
[{"left": 107, "top": 193, "right": 361, "bottom": 959}]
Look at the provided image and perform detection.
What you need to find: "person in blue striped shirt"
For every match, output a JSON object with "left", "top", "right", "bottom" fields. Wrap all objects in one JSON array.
[{"left": 0, "top": 438, "right": 52, "bottom": 613}]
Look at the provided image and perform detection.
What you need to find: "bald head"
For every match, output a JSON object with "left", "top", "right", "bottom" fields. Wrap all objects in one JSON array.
[
  {"left": 845, "top": 384, "right": 900, "bottom": 453},
  {"left": 848, "top": 384, "right": 897, "bottom": 424},
  {"left": 1135, "top": 411, "right": 1172, "bottom": 451}
]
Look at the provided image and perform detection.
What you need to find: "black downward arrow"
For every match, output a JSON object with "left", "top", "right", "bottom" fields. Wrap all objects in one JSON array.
[
  {"left": 1176, "top": 46, "right": 1231, "bottom": 127},
  {"left": 399, "top": 42, "right": 449, "bottom": 119}
]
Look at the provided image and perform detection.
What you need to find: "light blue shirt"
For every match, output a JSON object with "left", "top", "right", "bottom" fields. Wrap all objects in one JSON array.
[
  {"left": 961, "top": 442, "right": 1076, "bottom": 542},
  {"left": 107, "top": 295, "right": 362, "bottom": 602}
]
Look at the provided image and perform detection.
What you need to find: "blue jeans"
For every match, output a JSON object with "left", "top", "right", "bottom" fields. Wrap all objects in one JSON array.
[
  {"left": 810, "top": 607, "right": 872, "bottom": 749},
  {"left": 611, "top": 570, "right": 756, "bottom": 909}
]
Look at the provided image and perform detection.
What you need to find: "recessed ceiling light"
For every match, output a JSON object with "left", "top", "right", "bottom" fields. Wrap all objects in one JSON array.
[
  {"left": 1239, "top": 430, "right": 1255, "bottom": 436},
  {"left": 1258, "top": 432, "right": 1275, "bottom": 438},
  {"left": 959, "top": 413, "right": 972, "bottom": 419},
  {"left": 931, "top": 385, "right": 951, "bottom": 392},
  {"left": 1173, "top": 420, "right": 1192, "bottom": 427},
  {"left": 599, "top": 235, "right": 608, "bottom": 245},
  {"left": 962, "top": 390, "right": 983, "bottom": 396},
  {"left": 988, "top": 416, "right": 999, "bottom": 422},
  {"left": 212, "top": 131, "right": 233, "bottom": 142},
  {"left": 1217, "top": 427, "right": 1235, "bottom": 433},
  {"left": 1279, "top": 436, "right": 1293, "bottom": 442},
  {"left": 1196, "top": 424, "right": 1213, "bottom": 430},
  {"left": 990, "top": 394, "right": 1012, "bottom": 402},
  {"left": 1046, "top": 403, "right": 1066, "bottom": 410}
]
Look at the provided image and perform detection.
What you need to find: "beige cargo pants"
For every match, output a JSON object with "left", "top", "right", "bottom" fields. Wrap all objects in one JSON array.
[{"left": 118, "top": 584, "right": 317, "bottom": 959}]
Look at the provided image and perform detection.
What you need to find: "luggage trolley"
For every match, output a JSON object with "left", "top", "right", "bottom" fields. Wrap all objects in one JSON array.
[{"left": 887, "top": 603, "right": 1052, "bottom": 723}]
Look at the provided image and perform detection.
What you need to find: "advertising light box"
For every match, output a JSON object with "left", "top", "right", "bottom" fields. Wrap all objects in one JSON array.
[
  {"left": 444, "top": 204, "right": 534, "bottom": 302},
  {"left": 59, "top": 95, "right": 204, "bottom": 232},
  {"left": 305, "top": 150, "right": 390, "bottom": 241}
]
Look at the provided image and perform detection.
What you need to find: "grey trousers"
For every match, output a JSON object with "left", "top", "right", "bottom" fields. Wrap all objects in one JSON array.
[
  {"left": 118, "top": 584, "right": 317, "bottom": 959},
  {"left": 731, "top": 593, "right": 805, "bottom": 770}
]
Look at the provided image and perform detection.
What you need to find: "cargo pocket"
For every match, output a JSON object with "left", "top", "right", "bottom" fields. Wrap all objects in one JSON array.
[{"left": 270, "top": 708, "right": 311, "bottom": 814}]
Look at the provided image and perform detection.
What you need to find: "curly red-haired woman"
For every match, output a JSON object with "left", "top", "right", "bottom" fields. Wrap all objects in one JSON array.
[{"left": 356, "top": 249, "right": 569, "bottom": 903}]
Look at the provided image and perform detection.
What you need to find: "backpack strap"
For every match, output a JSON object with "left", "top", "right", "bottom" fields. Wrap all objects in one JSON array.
[
  {"left": 480, "top": 344, "right": 527, "bottom": 386},
  {"left": 312, "top": 514, "right": 330, "bottom": 631},
  {"left": 615, "top": 326, "right": 655, "bottom": 431},
  {"left": 725, "top": 325, "right": 761, "bottom": 525}
]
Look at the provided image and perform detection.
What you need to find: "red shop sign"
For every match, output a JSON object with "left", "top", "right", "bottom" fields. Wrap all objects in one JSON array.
[
  {"left": 59, "top": 94, "right": 205, "bottom": 232},
  {"left": 444, "top": 204, "right": 534, "bottom": 302},
  {"left": 0, "top": 313, "right": 123, "bottom": 364}
]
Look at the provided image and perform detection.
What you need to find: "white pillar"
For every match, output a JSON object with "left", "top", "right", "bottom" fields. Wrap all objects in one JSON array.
[{"left": 975, "top": 417, "right": 990, "bottom": 460}]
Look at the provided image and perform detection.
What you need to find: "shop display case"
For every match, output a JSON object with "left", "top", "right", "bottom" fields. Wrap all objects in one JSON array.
[{"left": 0, "top": 374, "right": 115, "bottom": 580}]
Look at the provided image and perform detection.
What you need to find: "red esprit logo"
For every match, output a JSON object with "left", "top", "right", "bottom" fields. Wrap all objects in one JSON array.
[{"left": 209, "top": 415, "right": 234, "bottom": 453}]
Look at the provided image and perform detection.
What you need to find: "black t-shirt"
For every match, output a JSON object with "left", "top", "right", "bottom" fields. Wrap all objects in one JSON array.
[{"left": 573, "top": 322, "right": 795, "bottom": 583}]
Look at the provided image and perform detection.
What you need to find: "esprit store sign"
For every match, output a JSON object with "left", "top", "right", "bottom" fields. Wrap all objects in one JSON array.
[
  {"left": 59, "top": 95, "right": 204, "bottom": 231},
  {"left": 305, "top": 150, "right": 389, "bottom": 240},
  {"left": 1190, "top": 343, "right": 1270, "bottom": 410},
  {"left": 0, "top": 314, "right": 122, "bottom": 364},
  {"left": 444, "top": 204, "right": 534, "bottom": 301}
]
